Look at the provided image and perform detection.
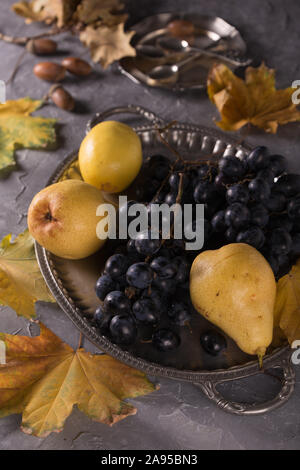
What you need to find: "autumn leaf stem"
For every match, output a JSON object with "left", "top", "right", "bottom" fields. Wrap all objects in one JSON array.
[
  {"left": 0, "top": 26, "right": 66, "bottom": 46},
  {"left": 77, "top": 332, "right": 83, "bottom": 350},
  {"left": 5, "top": 48, "right": 28, "bottom": 85}
]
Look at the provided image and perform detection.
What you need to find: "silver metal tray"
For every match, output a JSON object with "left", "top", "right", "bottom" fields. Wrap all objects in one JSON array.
[
  {"left": 35, "top": 105, "right": 295, "bottom": 415},
  {"left": 119, "top": 13, "right": 249, "bottom": 91}
]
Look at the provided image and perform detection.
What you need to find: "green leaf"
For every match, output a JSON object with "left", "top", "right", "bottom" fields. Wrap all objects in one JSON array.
[{"left": 0, "top": 97, "right": 56, "bottom": 177}]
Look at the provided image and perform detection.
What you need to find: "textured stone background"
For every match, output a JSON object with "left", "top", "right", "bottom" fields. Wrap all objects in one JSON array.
[{"left": 0, "top": 0, "right": 300, "bottom": 450}]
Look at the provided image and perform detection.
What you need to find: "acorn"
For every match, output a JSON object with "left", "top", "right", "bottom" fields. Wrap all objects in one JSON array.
[
  {"left": 34, "top": 62, "right": 66, "bottom": 82},
  {"left": 26, "top": 38, "right": 57, "bottom": 55},
  {"left": 50, "top": 85, "right": 75, "bottom": 111},
  {"left": 61, "top": 57, "right": 92, "bottom": 76}
]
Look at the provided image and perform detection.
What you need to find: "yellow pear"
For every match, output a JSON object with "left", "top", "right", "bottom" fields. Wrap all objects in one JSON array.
[
  {"left": 28, "top": 180, "right": 107, "bottom": 259},
  {"left": 79, "top": 121, "right": 142, "bottom": 193},
  {"left": 190, "top": 243, "right": 276, "bottom": 358}
]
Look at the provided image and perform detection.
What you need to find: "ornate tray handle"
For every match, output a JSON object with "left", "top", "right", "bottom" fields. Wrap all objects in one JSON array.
[
  {"left": 193, "top": 351, "right": 295, "bottom": 415},
  {"left": 86, "top": 105, "right": 166, "bottom": 133}
]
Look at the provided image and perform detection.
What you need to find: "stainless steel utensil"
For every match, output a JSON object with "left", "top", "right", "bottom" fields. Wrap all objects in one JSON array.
[
  {"left": 148, "top": 52, "right": 204, "bottom": 85},
  {"left": 157, "top": 36, "right": 252, "bottom": 67},
  {"left": 35, "top": 105, "right": 295, "bottom": 415},
  {"left": 119, "top": 13, "right": 250, "bottom": 91}
]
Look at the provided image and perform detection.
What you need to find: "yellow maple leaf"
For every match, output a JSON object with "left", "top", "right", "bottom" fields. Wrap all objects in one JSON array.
[
  {"left": 207, "top": 63, "right": 300, "bottom": 133},
  {"left": 0, "top": 97, "right": 56, "bottom": 176},
  {"left": 80, "top": 22, "right": 136, "bottom": 69},
  {"left": 0, "top": 229, "right": 54, "bottom": 319},
  {"left": 274, "top": 259, "right": 300, "bottom": 345},
  {"left": 0, "top": 324, "right": 156, "bottom": 437}
]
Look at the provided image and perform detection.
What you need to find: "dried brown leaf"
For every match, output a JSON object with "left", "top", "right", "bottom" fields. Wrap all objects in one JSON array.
[
  {"left": 0, "top": 324, "right": 156, "bottom": 437},
  {"left": 75, "top": 0, "right": 126, "bottom": 26},
  {"left": 80, "top": 22, "right": 135, "bottom": 68},
  {"left": 274, "top": 260, "right": 300, "bottom": 345},
  {"left": 207, "top": 63, "right": 300, "bottom": 133}
]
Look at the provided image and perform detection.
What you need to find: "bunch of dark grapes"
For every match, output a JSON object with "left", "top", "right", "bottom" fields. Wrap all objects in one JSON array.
[
  {"left": 95, "top": 243, "right": 192, "bottom": 350},
  {"left": 93, "top": 147, "right": 300, "bottom": 354}
]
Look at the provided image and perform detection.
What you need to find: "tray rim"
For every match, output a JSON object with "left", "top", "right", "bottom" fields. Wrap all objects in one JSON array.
[{"left": 35, "top": 120, "right": 290, "bottom": 383}]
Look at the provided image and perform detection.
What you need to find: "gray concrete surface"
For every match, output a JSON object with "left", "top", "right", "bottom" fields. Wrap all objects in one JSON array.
[{"left": 0, "top": 0, "right": 300, "bottom": 450}]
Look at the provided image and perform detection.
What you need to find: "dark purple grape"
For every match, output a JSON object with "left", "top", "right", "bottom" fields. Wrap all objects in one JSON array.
[
  {"left": 225, "top": 226, "right": 237, "bottom": 242},
  {"left": 196, "top": 164, "right": 210, "bottom": 179},
  {"left": 173, "top": 256, "right": 190, "bottom": 283},
  {"left": 104, "top": 254, "right": 128, "bottom": 280},
  {"left": 290, "top": 233, "right": 300, "bottom": 257},
  {"left": 203, "top": 199, "right": 223, "bottom": 219},
  {"left": 277, "top": 253, "right": 290, "bottom": 270},
  {"left": 145, "top": 154, "right": 170, "bottom": 181},
  {"left": 132, "top": 298, "right": 159, "bottom": 324},
  {"left": 269, "top": 229, "right": 292, "bottom": 255},
  {"left": 142, "top": 287, "right": 166, "bottom": 312},
  {"left": 268, "top": 215, "right": 293, "bottom": 232},
  {"left": 200, "top": 330, "right": 227, "bottom": 356},
  {"left": 110, "top": 315, "right": 137, "bottom": 345},
  {"left": 168, "top": 302, "right": 191, "bottom": 325},
  {"left": 184, "top": 218, "right": 211, "bottom": 244},
  {"left": 292, "top": 218, "right": 300, "bottom": 232},
  {"left": 152, "top": 188, "right": 168, "bottom": 204},
  {"left": 266, "top": 253, "right": 279, "bottom": 275},
  {"left": 193, "top": 181, "right": 219, "bottom": 203},
  {"left": 169, "top": 173, "right": 188, "bottom": 191},
  {"left": 246, "top": 146, "right": 269, "bottom": 171},
  {"left": 118, "top": 200, "right": 139, "bottom": 225},
  {"left": 94, "top": 305, "right": 113, "bottom": 333},
  {"left": 248, "top": 178, "right": 271, "bottom": 203},
  {"left": 126, "top": 262, "right": 153, "bottom": 289},
  {"left": 170, "top": 239, "right": 186, "bottom": 256},
  {"left": 150, "top": 256, "right": 176, "bottom": 279},
  {"left": 257, "top": 168, "right": 275, "bottom": 185},
  {"left": 152, "top": 329, "right": 181, "bottom": 351},
  {"left": 104, "top": 291, "right": 131, "bottom": 315},
  {"left": 135, "top": 179, "right": 159, "bottom": 201},
  {"left": 224, "top": 203, "right": 250, "bottom": 229},
  {"left": 164, "top": 192, "right": 177, "bottom": 206},
  {"left": 287, "top": 196, "right": 300, "bottom": 219},
  {"left": 135, "top": 230, "right": 161, "bottom": 256},
  {"left": 236, "top": 226, "right": 265, "bottom": 249},
  {"left": 211, "top": 210, "right": 227, "bottom": 232},
  {"left": 126, "top": 239, "right": 142, "bottom": 263},
  {"left": 250, "top": 204, "right": 269, "bottom": 228},
  {"left": 274, "top": 174, "right": 300, "bottom": 197},
  {"left": 218, "top": 156, "right": 246, "bottom": 179},
  {"left": 226, "top": 184, "right": 249, "bottom": 205},
  {"left": 214, "top": 172, "right": 231, "bottom": 188},
  {"left": 153, "top": 277, "right": 176, "bottom": 295},
  {"left": 269, "top": 154, "right": 287, "bottom": 177},
  {"left": 95, "top": 274, "right": 117, "bottom": 301},
  {"left": 265, "top": 192, "right": 286, "bottom": 212}
]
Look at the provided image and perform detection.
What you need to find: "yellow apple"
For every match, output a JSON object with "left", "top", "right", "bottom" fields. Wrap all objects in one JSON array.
[{"left": 78, "top": 120, "right": 142, "bottom": 193}]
